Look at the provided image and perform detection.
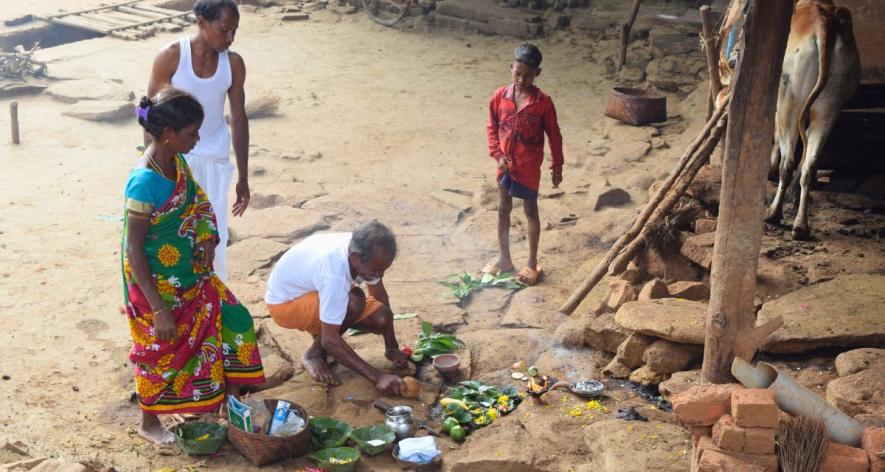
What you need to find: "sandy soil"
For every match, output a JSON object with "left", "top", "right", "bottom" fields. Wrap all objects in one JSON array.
[{"left": 0, "top": 2, "right": 765, "bottom": 471}]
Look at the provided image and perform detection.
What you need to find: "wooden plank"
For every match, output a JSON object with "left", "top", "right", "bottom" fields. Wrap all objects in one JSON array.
[
  {"left": 700, "top": 6, "right": 721, "bottom": 120},
  {"left": 45, "top": 16, "right": 111, "bottom": 34},
  {"left": 99, "top": 10, "right": 157, "bottom": 25},
  {"left": 130, "top": 4, "right": 187, "bottom": 16},
  {"left": 106, "top": 11, "right": 192, "bottom": 32},
  {"left": 80, "top": 12, "right": 132, "bottom": 28},
  {"left": 40, "top": 0, "right": 142, "bottom": 19},
  {"left": 117, "top": 5, "right": 167, "bottom": 19},
  {"left": 701, "top": 0, "right": 794, "bottom": 383}
]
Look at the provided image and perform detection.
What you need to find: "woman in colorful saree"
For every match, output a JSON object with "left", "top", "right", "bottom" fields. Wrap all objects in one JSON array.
[{"left": 123, "top": 87, "right": 264, "bottom": 445}]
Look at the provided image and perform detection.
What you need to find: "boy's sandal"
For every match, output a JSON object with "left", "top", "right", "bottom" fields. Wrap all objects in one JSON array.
[
  {"left": 479, "top": 261, "right": 501, "bottom": 277},
  {"left": 516, "top": 267, "right": 543, "bottom": 286}
]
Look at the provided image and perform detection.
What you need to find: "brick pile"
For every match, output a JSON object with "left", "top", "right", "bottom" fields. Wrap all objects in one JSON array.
[{"left": 671, "top": 384, "right": 877, "bottom": 472}]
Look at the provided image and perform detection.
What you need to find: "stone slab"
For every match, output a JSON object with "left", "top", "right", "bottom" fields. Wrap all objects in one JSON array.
[{"left": 615, "top": 298, "right": 707, "bottom": 344}]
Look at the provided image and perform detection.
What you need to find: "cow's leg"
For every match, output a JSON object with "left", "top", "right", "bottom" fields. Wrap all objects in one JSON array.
[
  {"left": 792, "top": 112, "right": 838, "bottom": 240},
  {"left": 764, "top": 118, "right": 799, "bottom": 224}
]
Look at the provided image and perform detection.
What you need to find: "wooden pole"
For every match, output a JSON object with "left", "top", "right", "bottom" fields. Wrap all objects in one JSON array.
[
  {"left": 618, "top": 0, "right": 642, "bottom": 69},
  {"left": 701, "top": 0, "right": 793, "bottom": 383},
  {"left": 10, "top": 102, "right": 20, "bottom": 144},
  {"left": 700, "top": 6, "right": 722, "bottom": 120},
  {"left": 559, "top": 102, "right": 727, "bottom": 315}
]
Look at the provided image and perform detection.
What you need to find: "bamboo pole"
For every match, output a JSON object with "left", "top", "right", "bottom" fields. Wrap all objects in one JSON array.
[
  {"left": 10, "top": 102, "right": 20, "bottom": 144},
  {"left": 39, "top": 0, "right": 141, "bottom": 19},
  {"left": 608, "top": 111, "right": 728, "bottom": 275},
  {"left": 702, "top": 0, "right": 793, "bottom": 383},
  {"left": 559, "top": 101, "right": 729, "bottom": 315},
  {"left": 618, "top": 0, "right": 643, "bottom": 69},
  {"left": 701, "top": 6, "right": 722, "bottom": 120}
]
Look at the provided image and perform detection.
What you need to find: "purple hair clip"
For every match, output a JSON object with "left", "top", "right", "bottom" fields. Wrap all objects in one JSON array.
[{"left": 135, "top": 105, "right": 150, "bottom": 122}]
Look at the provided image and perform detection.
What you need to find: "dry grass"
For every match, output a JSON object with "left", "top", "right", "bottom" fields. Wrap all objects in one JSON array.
[{"left": 778, "top": 415, "right": 829, "bottom": 472}]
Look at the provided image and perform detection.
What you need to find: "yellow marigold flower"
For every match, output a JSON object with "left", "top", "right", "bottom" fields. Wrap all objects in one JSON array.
[
  {"left": 497, "top": 395, "right": 510, "bottom": 405},
  {"left": 136, "top": 376, "right": 166, "bottom": 399},
  {"left": 157, "top": 244, "right": 181, "bottom": 267},
  {"left": 487, "top": 408, "right": 498, "bottom": 421},
  {"left": 173, "top": 371, "right": 190, "bottom": 395},
  {"left": 237, "top": 342, "right": 255, "bottom": 366},
  {"left": 211, "top": 359, "right": 224, "bottom": 384}
]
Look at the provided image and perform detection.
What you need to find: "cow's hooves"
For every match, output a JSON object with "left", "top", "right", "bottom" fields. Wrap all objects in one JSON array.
[
  {"left": 791, "top": 227, "right": 811, "bottom": 240},
  {"left": 764, "top": 214, "right": 782, "bottom": 225}
]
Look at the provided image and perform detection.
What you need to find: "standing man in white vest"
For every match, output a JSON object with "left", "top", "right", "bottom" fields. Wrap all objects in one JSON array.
[{"left": 145, "top": 0, "right": 249, "bottom": 281}]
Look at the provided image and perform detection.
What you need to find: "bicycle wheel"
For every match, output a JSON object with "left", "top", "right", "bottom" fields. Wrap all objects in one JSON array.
[{"left": 361, "top": 0, "right": 410, "bottom": 27}]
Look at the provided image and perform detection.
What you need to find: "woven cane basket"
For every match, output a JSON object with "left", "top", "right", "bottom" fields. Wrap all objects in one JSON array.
[
  {"left": 227, "top": 399, "right": 311, "bottom": 466},
  {"left": 604, "top": 87, "right": 667, "bottom": 125}
]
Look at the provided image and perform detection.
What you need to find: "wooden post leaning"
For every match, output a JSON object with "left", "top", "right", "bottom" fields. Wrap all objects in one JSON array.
[
  {"left": 618, "top": 0, "right": 643, "bottom": 69},
  {"left": 700, "top": 6, "right": 722, "bottom": 120},
  {"left": 701, "top": 0, "right": 794, "bottom": 383},
  {"left": 10, "top": 102, "right": 20, "bottom": 144}
]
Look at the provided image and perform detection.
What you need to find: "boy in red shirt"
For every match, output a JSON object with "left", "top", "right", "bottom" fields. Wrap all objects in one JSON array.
[{"left": 484, "top": 43, "right": 564, "bottom": 286}]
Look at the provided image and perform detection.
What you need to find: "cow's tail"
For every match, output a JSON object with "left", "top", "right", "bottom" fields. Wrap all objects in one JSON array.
[{"left": 796, "top": 7, "right": 834, "bottom": 163}]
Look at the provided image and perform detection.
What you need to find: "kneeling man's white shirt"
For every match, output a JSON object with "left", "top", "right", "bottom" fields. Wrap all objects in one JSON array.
[{"left": 265, "top": 232, "right": 354, "bottom": 325}]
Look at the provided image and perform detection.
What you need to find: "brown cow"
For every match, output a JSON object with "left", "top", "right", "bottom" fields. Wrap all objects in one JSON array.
[{"left": 716, "top": 0, "right": 861, "bottom": 240}]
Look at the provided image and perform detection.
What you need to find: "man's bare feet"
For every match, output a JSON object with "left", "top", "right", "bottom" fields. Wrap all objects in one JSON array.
[
  {"left": 385, "top": 348, "right": 410, "bottom": 368},
  {"left": 138, "top": 414, "right": 175, "bottom": 446},
  {"left": 302, "top": 351, "right": 341, "bottom": 385}
]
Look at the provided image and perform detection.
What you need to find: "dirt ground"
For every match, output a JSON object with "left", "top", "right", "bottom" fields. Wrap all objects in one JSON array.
[{"left": 2, "top": 1, "right": 880, "bottom": 471}]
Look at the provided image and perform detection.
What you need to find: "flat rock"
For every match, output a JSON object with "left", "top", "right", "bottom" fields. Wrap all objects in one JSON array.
[
  {"left": 616, "top": 332, "right": 653, "bottom": 369},
  {"left": 826, "top": 368, "right": 885, "bottom": 417},
  {"left": 758, "top": 275, "right": 885, "bottom": 353},
  {"left": 62, "top": 100, "right": 133, "bottom": 122},
  {"left": 46, "top": 78, "right": 133, "bottom": 104},
  {"left": 629, "top": 365, "right": 670, "bottom": 387},
  {"left": 644, "top": 339, "right": 702, "bottom": 374},
  {"left": 639, "top": 278, "right": 670, "bottom": 300},
  {"left": 501, "top": 286, "right": 567, "bottom": 328},
  {"left": 606, "top": 141, "right": 651, "bottom": 164},
  {"left": 227, "top": 238, "right": 289, "bottom": 280},
  {"left": 659, "top": 369, "right": 704, "bottom": 400},
  {"left": 585, "top": 312, "right": 630, "bottom": 353},
  {"left": 835, "top": 348, "right": 885, "bottom": 377},
  {"left": 636, "top": 246, "right": 700, "bottom": 282},
  {"left": 554, "top": 314, "right": 593, "bottom": 349},
  {"left": 461, "top": 329, "right": 547, "bottom": 379},
  {"left": 256, "top": 380, "right": 333, "bottom": 417},
  {"left": 418, "top": 303, "right": 467, "bottom": 333},
  {"left": 250, "top": 351, "right": 294, "bottom": 391},
  {"left": 229, "top": 207, "right": 330, "bottom": 242},
  {"left": 667, "top": 281, "right": 710, "bottom": 301},
  {"left": 30, "top": 460, "right": 87, "bottom": 472},
  {"left": 615, "top": 299, "right": 708, "bottom": 345},
  {"left": 680, "top": 232, "right": 715, "bottom": 270},
  {"left": 650, "top": 31, "right": 699, "bottom": 55},
  {"left": 606, "top": 279, "right": 638, "bottom": 311},
  {"left": 534, "top": 347, "right": 608, "bottom": 381},
  {"left": 602, "top": 357, "right": 633, "bottom": 379},
  {"left": 582, "top": 419, "right": 691, "bottom": 472},
  {"left": 593, "top": 187, "right": 633, "bottom": 211}
]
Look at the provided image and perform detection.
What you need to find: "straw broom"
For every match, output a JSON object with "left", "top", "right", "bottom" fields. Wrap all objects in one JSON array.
[
  {"left": 778, "top": 415, "right": 828, "bottom": 472},
  {"left": 226, "top": 92, "right": 281, "bottom": 121}
]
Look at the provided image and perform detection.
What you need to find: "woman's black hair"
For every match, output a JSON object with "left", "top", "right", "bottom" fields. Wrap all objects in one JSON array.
[
  {"left": 137, "top": 88, "right": 204, "bottom": 139},
  {"left": 194, "top": 0, "right": 239, "bottom": 22},
  {"left": 514, "top": 43, "right": 543, "bottom": 69}
]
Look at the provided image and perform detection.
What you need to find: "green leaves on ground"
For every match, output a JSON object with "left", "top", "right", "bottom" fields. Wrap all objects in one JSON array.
[
  {"left": 439, "top": 272, "right": 524, "bottom": 300},
  {"left": 410, "top": 321, "right": 464, "bottom": 362}
]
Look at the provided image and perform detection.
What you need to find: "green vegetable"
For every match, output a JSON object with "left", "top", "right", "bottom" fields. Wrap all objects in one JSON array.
[
  {"left": 410, "top": 321, "right": 464, "bottom": 360},
  {"left": 449, "top": 425, "right": 466, "bottom": 442},
  {"left": 439, "top": 272, "right": 524, "bottom": 300},
  {"left": 442, "top": 417, "right": 459, "bottom": 433},
  {"left": 527, "top": 365, "right": 539, "bottom": 377},
  {"left": 309, "top": 417, "right": 353, "bottom": 449}
]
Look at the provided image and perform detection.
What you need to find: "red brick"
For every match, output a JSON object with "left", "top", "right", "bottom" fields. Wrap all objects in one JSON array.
[
  {"left": 821, "top": 442, "right": 870, "bottom": 472},
  {"left": 864, "top": 427, "right": 885, "bottom": 472},
  {"left": 698, "top": 448, "right": 767, "bottom": 472},
  {"left": 712, "top": 414, "right": 776, "bottom": 455},
  {"left": 742, "top": 427, "right": 776, "bottom": 455},
  {"left": 696, "top": 436, "right": 778, "bottom": 472},
  {"left": 671, "top": 383, "right": 744, "bottom": 426},
  {"left": 713, "top": 415, "right": 744, "bottom": 452},
  {"left": 731, "top": 389, "right": 779, "bottom": 428}
]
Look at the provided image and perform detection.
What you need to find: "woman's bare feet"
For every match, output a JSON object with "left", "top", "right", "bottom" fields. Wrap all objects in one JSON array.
[
  {"left": 302, "top": 340, "right": 340, "bottom": 385},
  {"left": 138, "top": 413, "right": 175, "bottom": 446}
]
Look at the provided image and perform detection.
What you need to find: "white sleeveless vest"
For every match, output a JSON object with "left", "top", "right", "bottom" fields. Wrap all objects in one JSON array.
[{"left": 171, "top": 36, "right": 232, "bottom": 161}]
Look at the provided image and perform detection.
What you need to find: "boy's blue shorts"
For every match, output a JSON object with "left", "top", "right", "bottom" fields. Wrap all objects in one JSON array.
[{"left": 499, "top": 174, "right": 538, "bottom": 200}]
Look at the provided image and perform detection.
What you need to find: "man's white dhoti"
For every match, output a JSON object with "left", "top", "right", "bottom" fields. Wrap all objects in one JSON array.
[{"left": 185, "top": 154, "right": 234, "bottom": 282}]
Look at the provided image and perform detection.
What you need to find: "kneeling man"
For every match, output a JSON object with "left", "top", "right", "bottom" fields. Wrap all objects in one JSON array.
[{"left": 265, "top": 221, "right": 407, "bottom": 396}]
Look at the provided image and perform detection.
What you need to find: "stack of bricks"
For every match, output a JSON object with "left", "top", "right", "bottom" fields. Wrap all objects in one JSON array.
[
  {"left": 671, "top": 384, "right": 879, "bottom": 472},
  {"left": 671, "top": 385, "right": 780, "bottom": 471}
]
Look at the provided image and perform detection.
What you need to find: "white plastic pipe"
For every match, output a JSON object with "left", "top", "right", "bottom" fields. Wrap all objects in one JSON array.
[{"left": 731, "top": 358, "right": 864, "bottom": 447}]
